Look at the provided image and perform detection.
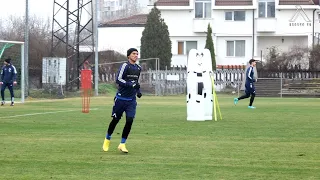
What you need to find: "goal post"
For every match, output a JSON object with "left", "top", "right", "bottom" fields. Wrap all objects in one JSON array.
[{"left": 0, "top": 40, "right": 25, "bottom": 103}]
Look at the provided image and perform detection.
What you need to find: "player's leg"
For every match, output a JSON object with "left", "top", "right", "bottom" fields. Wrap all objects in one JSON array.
[
  {"left": 234, "top": 91, "right": 250, "bottom": 105},
  {"left": 8, "top": 83, "right": 14, "bottom": 106},
  {"left": 248, "top": 87, "right": 256, "bottom": 109},
  {"left": 234, "top": 83, "right": 252, "bottom": 105},
  {"left": 102, "top": 98, "right": 125, "bottom": 152},
  {"left": 1, "top": 83, "right": 7, "bottom": 106},
  {"left": 107, "top": 98, "right": 125, "bottom": 137},
  {"left": 118, "top": 100, "right": 137, "bottom": 153},
  {"left": 237, "top": 92, "right": 250, "bottom": 100}
]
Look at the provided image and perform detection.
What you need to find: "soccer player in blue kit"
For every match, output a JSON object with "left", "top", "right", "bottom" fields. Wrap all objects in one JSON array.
[
  {"left": 234, "top": 59, "right": 257, "bottom": 109},
  {"left": 1, "top": 58, "right": 17, "bottom": 106},
  {"left": 102, "top": 48, "right": 142, "bottom": 153}
]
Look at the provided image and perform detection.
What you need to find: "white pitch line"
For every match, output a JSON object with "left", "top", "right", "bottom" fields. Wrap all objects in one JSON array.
[{"left": 0, "top": 108, "right": 99, "bottom": 119}]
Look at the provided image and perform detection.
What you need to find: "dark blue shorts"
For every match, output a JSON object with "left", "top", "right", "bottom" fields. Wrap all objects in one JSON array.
[
  {"left": 245, "top": 83, "right": 256, "bottom": 95},
  {"left": 111, "top": 97, "right": 137, "bottom": 119},
  {"left": 1, "top": 83, "right": 14, "bottom": 92}
]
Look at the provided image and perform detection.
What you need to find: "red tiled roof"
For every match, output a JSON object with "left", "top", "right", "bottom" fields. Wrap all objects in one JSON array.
[
  {"left": 279, "top": 0, "right": 318, "bottom": 5},
  {"left": 217, "top": 65, "right": 246, "bottom": 69},
  {"left": 100, "top": 14, "right": 148, "bottom": 27},
  {"left": 215, "top": 0, "right": 253, "bottom": 6},
  {"left": 155, "top": 0, "right": 189, "bottom": 6}
]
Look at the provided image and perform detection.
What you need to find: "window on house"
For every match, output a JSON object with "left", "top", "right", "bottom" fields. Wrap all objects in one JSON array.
[
  {"left": 177, "top": 41, "right": 198, "bottom": 55},
  {"left": 103, "top": 11, "right": 109, "bottom": 18},
  {"left": 259, "top": 0, "right": 275, "bottom": 18},
  {"left": 225, "top": 11, "right": 246, "bottom": 21},
  {"left": 186, "top": 41, "right": 197, "bottom": 55},
  {"left": 225, "top": 12, "right": 233, "bottom": 20},
  {"left": 195, "top": 0, "right": 211, "bottom": 18},
  {"left": 234, "top": 11, "right": 246, "bottom": 21},
  {"left": 104, "top": 1, "right": 110, "bottom": 7},
  {"left": 226, "top": 40, "right": 245, "bottom": 57},
  {"left": 178, "top": 42, "right": 184, "bottom": 55}
]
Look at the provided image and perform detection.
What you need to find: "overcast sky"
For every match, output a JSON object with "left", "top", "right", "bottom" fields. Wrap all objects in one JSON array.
[
  {"left": 0, "top": 0, "right": 53, "bottom": 19},
  {"left": 0, "top": 0, "right": 94, "bottom": 30}
]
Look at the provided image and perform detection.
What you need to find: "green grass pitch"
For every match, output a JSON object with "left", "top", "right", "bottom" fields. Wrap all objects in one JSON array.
[{"left": 0, "top": 95, "right": 319, "bottom": 179}]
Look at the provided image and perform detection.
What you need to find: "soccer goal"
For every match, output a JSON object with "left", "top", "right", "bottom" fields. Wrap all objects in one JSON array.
[{"left": 0, "top": 40, "right": 25, "bottom": 103}]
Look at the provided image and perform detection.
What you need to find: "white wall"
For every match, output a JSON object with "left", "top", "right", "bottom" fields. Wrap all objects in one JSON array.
[
  {"left": 212, "top": 10, "right": 254, "bottom": 36},
  {"left": 98, "top": 27, "right": 144, "bottom": 56},
  {"left": 272, "top": 9, "right": 315, "bottom": 35},
  {"left": 160, "top": 10, "right": 196, "bottom": 36},
  {"left": 160, "top": 9, "right": 254, "bottom": 36}
]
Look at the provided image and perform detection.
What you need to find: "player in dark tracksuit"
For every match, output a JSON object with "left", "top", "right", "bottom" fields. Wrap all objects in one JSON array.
[
  {"left": 1, "top": 58, "right": 17, "bottom": 106},
  {"left": 234, "top": 59, "right": 257, "bottom": 109},
  {"left": 102, "top": 48, "right": 142, "bottom": 153}
]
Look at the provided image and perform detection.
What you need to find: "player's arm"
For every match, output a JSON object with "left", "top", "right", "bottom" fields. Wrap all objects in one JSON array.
[
  {"left": 136, "top": 66, "right": 142, "bottom": 98},
  {"left": 116, "top": 63, "right": 139, "bottom": 88},
  {"left": 0, "top": 66, "right": 4, "bottom": 84},
  {"left": 12, "top": 65, "right": 17, "bottom": 84},
  {"left": 247, "top": 67, "right": 255, "bottom": 83},
  {"left": 116, "top": 63, "right": 131, "bottom": 87}
]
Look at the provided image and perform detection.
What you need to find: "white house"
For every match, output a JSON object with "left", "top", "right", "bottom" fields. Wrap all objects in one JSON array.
[
  {"left": 98, "top": 0, "right": 320, "bottom": 67},
  {"left": 98, "top": 14, "right": 147, "bottom": 58},
  {"left": 99, "top": 0, "right": 157, "bottom": 22}
]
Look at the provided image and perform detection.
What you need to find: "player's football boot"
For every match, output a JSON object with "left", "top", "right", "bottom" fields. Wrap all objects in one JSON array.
[
  {"left": 248, "top": 106, "right": 256, "bottom": 109},
  {"left": 102, "top": 138, "right": 110, "bottom": 152},
  {"left": 234, "top": 98, "right": 238, "bottom": 105},
  {"left": 1, "top": 101, "right": 4, "bottom": 106},
  {"left": 118, "top": 143, "right": 128, "bottom": 153},
  {"left": 10, "top": 102, "right": 14, "bottom": 106}
]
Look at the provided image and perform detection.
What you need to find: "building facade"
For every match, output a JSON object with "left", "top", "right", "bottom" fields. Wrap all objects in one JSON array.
[
  {"left": 98, "top": 0, "right": 320, "bottom": 67},
  {"left": 99, "top": 0, "right": 157, "bottom": 22}
]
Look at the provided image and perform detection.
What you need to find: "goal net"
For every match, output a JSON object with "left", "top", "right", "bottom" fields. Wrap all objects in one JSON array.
[{"left": 0, "top": 40, "right": 25, "bottom": 103}]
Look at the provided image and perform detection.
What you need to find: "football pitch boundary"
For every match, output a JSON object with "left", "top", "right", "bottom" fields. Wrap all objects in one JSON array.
[{"left": 0, "top": 108, "right": 99, "bottom": 119}]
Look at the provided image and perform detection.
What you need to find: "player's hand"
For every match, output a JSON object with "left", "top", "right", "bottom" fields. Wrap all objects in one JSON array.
[
  {"left": 0, "top": 82, "right": 3, "bottom": 85},
  {"left": 133, "top": 83, "right": 140, "bottom": 89},
  {"left": 13, "top": 81, "right": 17, "bottom": 85},
  {"left": 137, "top": 92, "right": 142, "bottom": 98}
]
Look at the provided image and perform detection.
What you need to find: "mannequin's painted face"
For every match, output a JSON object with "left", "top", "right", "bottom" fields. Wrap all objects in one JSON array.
[{"left": 195, "top": 52, "right": 204, "bottom": 68}]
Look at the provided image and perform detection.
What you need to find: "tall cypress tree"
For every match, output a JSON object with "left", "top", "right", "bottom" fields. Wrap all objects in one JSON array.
[
  {"left": 140, "top": 4, "right": 172, "bottom": 70},
  {"left": 205, "top": 23, "right": 216, "bottom": 70}
]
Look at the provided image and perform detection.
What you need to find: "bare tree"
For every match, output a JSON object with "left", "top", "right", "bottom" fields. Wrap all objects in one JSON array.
[
  {"left": 0, "top": 15, "right": 126, "bottom": 88},
  {"left": 0, "top": 15, "right": 63, "bottom": 88},
  {"left": 309, "top": 45, "right": 320, "bottom": 70},
  {"left": 264, "top": 45, "right": 310, "bottom": 70}
]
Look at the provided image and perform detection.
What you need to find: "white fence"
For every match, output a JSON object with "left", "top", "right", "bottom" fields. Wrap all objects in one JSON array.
[{"left": 100, "top": 68, "right": 246, "bottom": 95}]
